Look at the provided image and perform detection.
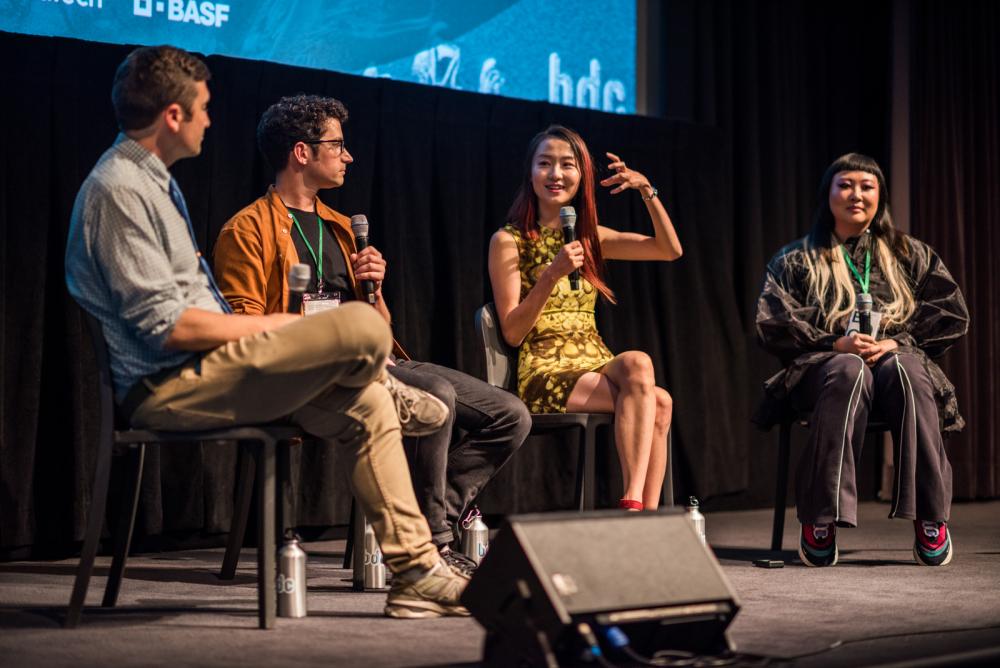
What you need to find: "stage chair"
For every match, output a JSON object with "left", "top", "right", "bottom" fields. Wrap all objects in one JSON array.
[
  {"left": 474, "top": 303, "right": 675, "bottom": 510},
  {"left": 770, "top": 413, "right": 890, "bottom": 551},
  {"left": 67, "top": 311, "right": 303, "bottom": 630}
]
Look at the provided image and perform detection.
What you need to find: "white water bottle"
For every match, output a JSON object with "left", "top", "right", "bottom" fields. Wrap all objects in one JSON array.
[
  {"left": 460, "top": 506, "right": 489, "bottom": 565},
  {"left": 277, "top": 531, "right": 307, "bottom": 618},
  {"left": 363, "top": 522, "right": 387, "bottom": 590},
  {"left": 686, "top": 496, "right": 707, "bottom": 545}
]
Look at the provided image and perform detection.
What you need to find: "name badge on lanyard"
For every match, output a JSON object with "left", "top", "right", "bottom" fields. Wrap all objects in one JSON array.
[{"left": 303, "top": 291, "right": 341, "bottom": 316}]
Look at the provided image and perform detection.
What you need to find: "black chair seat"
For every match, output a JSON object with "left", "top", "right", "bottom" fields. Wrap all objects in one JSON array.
[{"left": 115, "top": 426, "right": 303, "bottom": 444}]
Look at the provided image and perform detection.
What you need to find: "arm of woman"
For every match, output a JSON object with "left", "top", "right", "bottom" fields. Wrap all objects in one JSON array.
[
  {"left": 488, "top": 229, "right": 581, "bottom": 348},
  {"left": 890, "top": 238, "right": 969, "bottom": 357},
  {"left": 597, "top": 152, "right": 683, "bottom": 261}
]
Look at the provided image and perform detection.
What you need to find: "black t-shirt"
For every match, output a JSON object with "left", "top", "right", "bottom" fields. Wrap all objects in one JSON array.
[{"left": 287, "top": 207, "right": 354, "bottom": 299}]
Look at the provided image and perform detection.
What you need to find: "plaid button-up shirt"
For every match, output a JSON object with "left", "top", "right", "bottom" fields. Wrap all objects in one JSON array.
[{"left": 65, "top": 134, "right": 223, "bottom": 402}]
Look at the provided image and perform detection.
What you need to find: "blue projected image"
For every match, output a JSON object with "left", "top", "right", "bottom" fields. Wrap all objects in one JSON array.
[{"left": 1, "top": 0, "right": 636, "bottom": 113}]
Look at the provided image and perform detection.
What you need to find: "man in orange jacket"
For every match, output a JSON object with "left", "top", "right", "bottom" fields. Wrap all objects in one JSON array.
[{"left": 214, "top": 95, "right": 530, "bottom": 576}]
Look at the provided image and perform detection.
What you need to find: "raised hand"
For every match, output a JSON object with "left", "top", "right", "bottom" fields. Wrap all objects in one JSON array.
[{"left": 600, "top": 152, "right": 654, "bottom": 197}]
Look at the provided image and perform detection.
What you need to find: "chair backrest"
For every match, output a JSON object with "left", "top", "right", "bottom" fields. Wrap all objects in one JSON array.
[
  {"left": 474, "top": 303, "right": 517, "bottom": 392},
  {"left": 80, "top": 308, "right": 121, "bottom": 434}
]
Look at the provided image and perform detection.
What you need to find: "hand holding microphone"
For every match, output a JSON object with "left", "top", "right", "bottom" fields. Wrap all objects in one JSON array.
[
  {"left": 350, "top": 214, "right": 381, "bottom": 305},
  {"left": 287, "top": 263, "right": 311, "bottom": 314},
  {"left": 559, "top": 206, "right": 582, "bottom": 290}
]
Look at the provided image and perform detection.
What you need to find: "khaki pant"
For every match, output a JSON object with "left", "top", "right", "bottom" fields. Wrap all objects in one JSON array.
[{"left": 131, "top": 303, "right": 438, "bottom": 573}]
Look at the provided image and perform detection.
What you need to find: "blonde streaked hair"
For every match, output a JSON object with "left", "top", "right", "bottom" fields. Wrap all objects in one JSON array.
[{"left": 800, "top": 154, "right": 915, "bottom": 332}]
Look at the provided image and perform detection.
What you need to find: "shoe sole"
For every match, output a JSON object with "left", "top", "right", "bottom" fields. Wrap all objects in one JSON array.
[
  {"left": 913, "top": 537, "right": 953, "bottom": 566},
  {"left": 384, "top": 602, "right": 470, "bottom": 619},
  {"left": 798, "top": 541, "right": 838, "bottom": 567}
]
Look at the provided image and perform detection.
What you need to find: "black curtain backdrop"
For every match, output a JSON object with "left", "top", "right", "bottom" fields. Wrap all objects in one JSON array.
[
  {"left": 910, "top": 0, "right": 1000, "bottom": 498},
  {"left": 0, "top": 33, "right": 742, "bottom": 557}
]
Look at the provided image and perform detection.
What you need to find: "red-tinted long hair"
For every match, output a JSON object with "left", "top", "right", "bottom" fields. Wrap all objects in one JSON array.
[{"left": 505, "top": 125, "right": 615, "bottom": 302}]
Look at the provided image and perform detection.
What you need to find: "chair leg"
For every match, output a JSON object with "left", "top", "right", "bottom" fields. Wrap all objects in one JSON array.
[
  {"left": 102, "top": 444, "right": 146, "bottom": 608},
  {"left": 573, "top": 425, "right": 586, "bottom": 511},
  {"left": 277, "top": 442, "right": 292, "bottom": 543},
  {"left": 254, "top": 440, "right": 277, "bottom": 630},
  {"left": 352, "top": 500, "right": 365, "bottom": 591},
  {"left": 772, "top": 420, "right": 792, "bottom": 552},
  {"left": 66, "top": 437, "right": 116, "bottom": 628},
  {"left": 662, "top": 428, "right": 675, "bottom": 508},
  {"left": 576, "top": 422, "right": 597, "bottom": 511},
  {"left": 221, "top": 443, "right": 255, "bottom": 580},
  {"left": 343, "top": 496, "right": 356, "bottom": 570}
]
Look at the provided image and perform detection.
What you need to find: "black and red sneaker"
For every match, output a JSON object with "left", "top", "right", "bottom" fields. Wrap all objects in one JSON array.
[
  {"left": 913, "top": 520, "right": 953, "bottom": 566},
  {"left": 799, "top": 523, "right": 838, "bottom": 567}
]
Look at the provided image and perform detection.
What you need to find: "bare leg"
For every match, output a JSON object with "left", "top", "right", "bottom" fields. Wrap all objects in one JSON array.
[
  {"left": 566, "top": 351, "right": 657, "bottom": 504},
  {"left": 642, "top": 388, "right": 673, "bottom": 509}
]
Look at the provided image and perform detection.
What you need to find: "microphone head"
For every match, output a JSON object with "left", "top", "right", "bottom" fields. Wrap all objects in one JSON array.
[
  {"left": 288, "top": 263, "right": 311, "bottom": 292},
  {"left": 856, "top": 293, "right": 873, "bottom": 312},
  {"left": 350, "top": 214, "right": 369, "bottom": 238},
  {"left": 559, "top": 206, "right": 577, "bottom": 230}
]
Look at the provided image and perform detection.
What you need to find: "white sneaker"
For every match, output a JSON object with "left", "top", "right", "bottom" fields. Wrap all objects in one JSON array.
[{"left": 383, "top": 374, "right": 449, "bottom": 437}]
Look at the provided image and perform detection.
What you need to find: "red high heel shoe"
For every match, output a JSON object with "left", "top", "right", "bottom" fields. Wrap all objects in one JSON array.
[{"left": 618, "top": 498, "right": 644, "bottom": 511}]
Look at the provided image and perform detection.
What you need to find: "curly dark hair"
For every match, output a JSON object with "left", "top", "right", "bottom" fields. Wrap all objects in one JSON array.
[
  {"left": 257, "top": 94, "right": 349, "bottom": 172},
  {"left": 112, "top": 45, "right": 211, "bottom": 131}
]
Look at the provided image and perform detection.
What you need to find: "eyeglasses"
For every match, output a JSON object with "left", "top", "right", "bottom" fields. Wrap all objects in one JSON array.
[{"left": 303, "top": 138, "right": 347, "bottom": 156}]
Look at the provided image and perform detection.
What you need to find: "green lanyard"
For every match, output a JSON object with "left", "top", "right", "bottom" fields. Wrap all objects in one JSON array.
[
  {"left": 841, "top": 246, "right": 871, "bottom": 294},
  {"left": 289, "top": 212, "right": 324, "bottom": 292}
]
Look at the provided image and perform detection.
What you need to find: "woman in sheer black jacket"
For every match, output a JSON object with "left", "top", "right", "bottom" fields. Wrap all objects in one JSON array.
[{"left": 755, "top": 153, "right": 968, "bottom": 567}]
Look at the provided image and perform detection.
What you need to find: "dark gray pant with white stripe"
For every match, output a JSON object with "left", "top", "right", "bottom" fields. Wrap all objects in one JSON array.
[{"left": 792, "top": 352, "right": 952, "bottom": 527}]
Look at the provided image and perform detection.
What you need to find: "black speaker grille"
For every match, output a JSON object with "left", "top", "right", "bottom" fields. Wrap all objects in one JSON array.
[{"left": 510, "top": 512, "right": 735, "bottom": 615}]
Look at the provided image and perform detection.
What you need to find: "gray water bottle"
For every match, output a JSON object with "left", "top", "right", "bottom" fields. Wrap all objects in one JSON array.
[
  {"left": 686, "top": 496, "right": 707, "bottom": 545},
  {"left": 277, "top": 531, "right": 307, "bottom": 618},
  {"left": 363, "top": 522, "right": 387, "bottom": 590},
  {"left": 461, "top": 506, "right": 489, "bottom": 565}
]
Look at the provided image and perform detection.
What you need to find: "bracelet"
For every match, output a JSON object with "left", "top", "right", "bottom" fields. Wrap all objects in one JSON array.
[{"left": 642, "top": 186, "right": 658, "bottom": 201}]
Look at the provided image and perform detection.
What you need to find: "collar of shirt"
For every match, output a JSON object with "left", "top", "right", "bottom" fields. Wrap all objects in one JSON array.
[{"left": 113, "top": 133, "right": 173, "bottom": 195}]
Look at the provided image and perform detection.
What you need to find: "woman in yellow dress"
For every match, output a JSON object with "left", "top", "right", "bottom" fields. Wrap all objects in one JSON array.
[{"left": 488, "top": 125, "right": 683, "bottom": 510}]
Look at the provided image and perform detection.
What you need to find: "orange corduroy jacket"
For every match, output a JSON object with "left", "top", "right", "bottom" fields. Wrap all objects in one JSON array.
[{"left": 213, "top": 186, "right": 408, "bottom": 358}]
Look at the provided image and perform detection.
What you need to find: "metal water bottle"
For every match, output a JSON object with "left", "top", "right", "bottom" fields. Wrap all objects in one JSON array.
[
  {"left": 363, "top": 522, "right": 387, "bottom": 590},
  {"left": 461, "top": 506, "right": 489, "bottom": 565},
  {"left": 686, "top": 496, "right": 707, "bottom": 545},
  {"left": 277, "top": 531, "right": 307, "bottom": 618}
]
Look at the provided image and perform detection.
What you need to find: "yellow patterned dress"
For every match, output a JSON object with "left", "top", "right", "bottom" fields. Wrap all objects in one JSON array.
[{"left": 505, "top": 223, "right": 615, "bottom": 413}]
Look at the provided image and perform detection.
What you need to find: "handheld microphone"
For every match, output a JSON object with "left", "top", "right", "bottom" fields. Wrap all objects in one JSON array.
[
  {"left": 856, "top": 293, "right": 873, "bottom": 335},
  {"left": 559, "top": 206, "right": 580, "bottom": 290},
  {"left": 350, "top": 214, "right": 378, "bottom": 305},
  {"left": 288, "top": 263, "right": 311, "bottom": 314}
]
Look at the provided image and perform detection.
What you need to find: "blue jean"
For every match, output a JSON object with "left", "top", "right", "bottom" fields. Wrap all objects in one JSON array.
[{"left": 388, "top": 360, "right": 530, "bottom": 546}]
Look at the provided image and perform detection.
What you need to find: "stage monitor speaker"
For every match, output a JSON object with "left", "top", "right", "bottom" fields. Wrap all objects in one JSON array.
[{"left": 461, "top": 509, "right": 740, "bottom": 667}]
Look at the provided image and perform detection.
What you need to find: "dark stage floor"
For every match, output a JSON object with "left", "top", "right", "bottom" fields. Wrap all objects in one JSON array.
[{"left": 1, "top": 501, "right": 999, "bottom": 667}]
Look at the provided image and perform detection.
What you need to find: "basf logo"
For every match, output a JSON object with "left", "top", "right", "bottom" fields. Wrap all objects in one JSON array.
[{"left": 133, "top": 0, "right": 229, "bottom": 28}]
